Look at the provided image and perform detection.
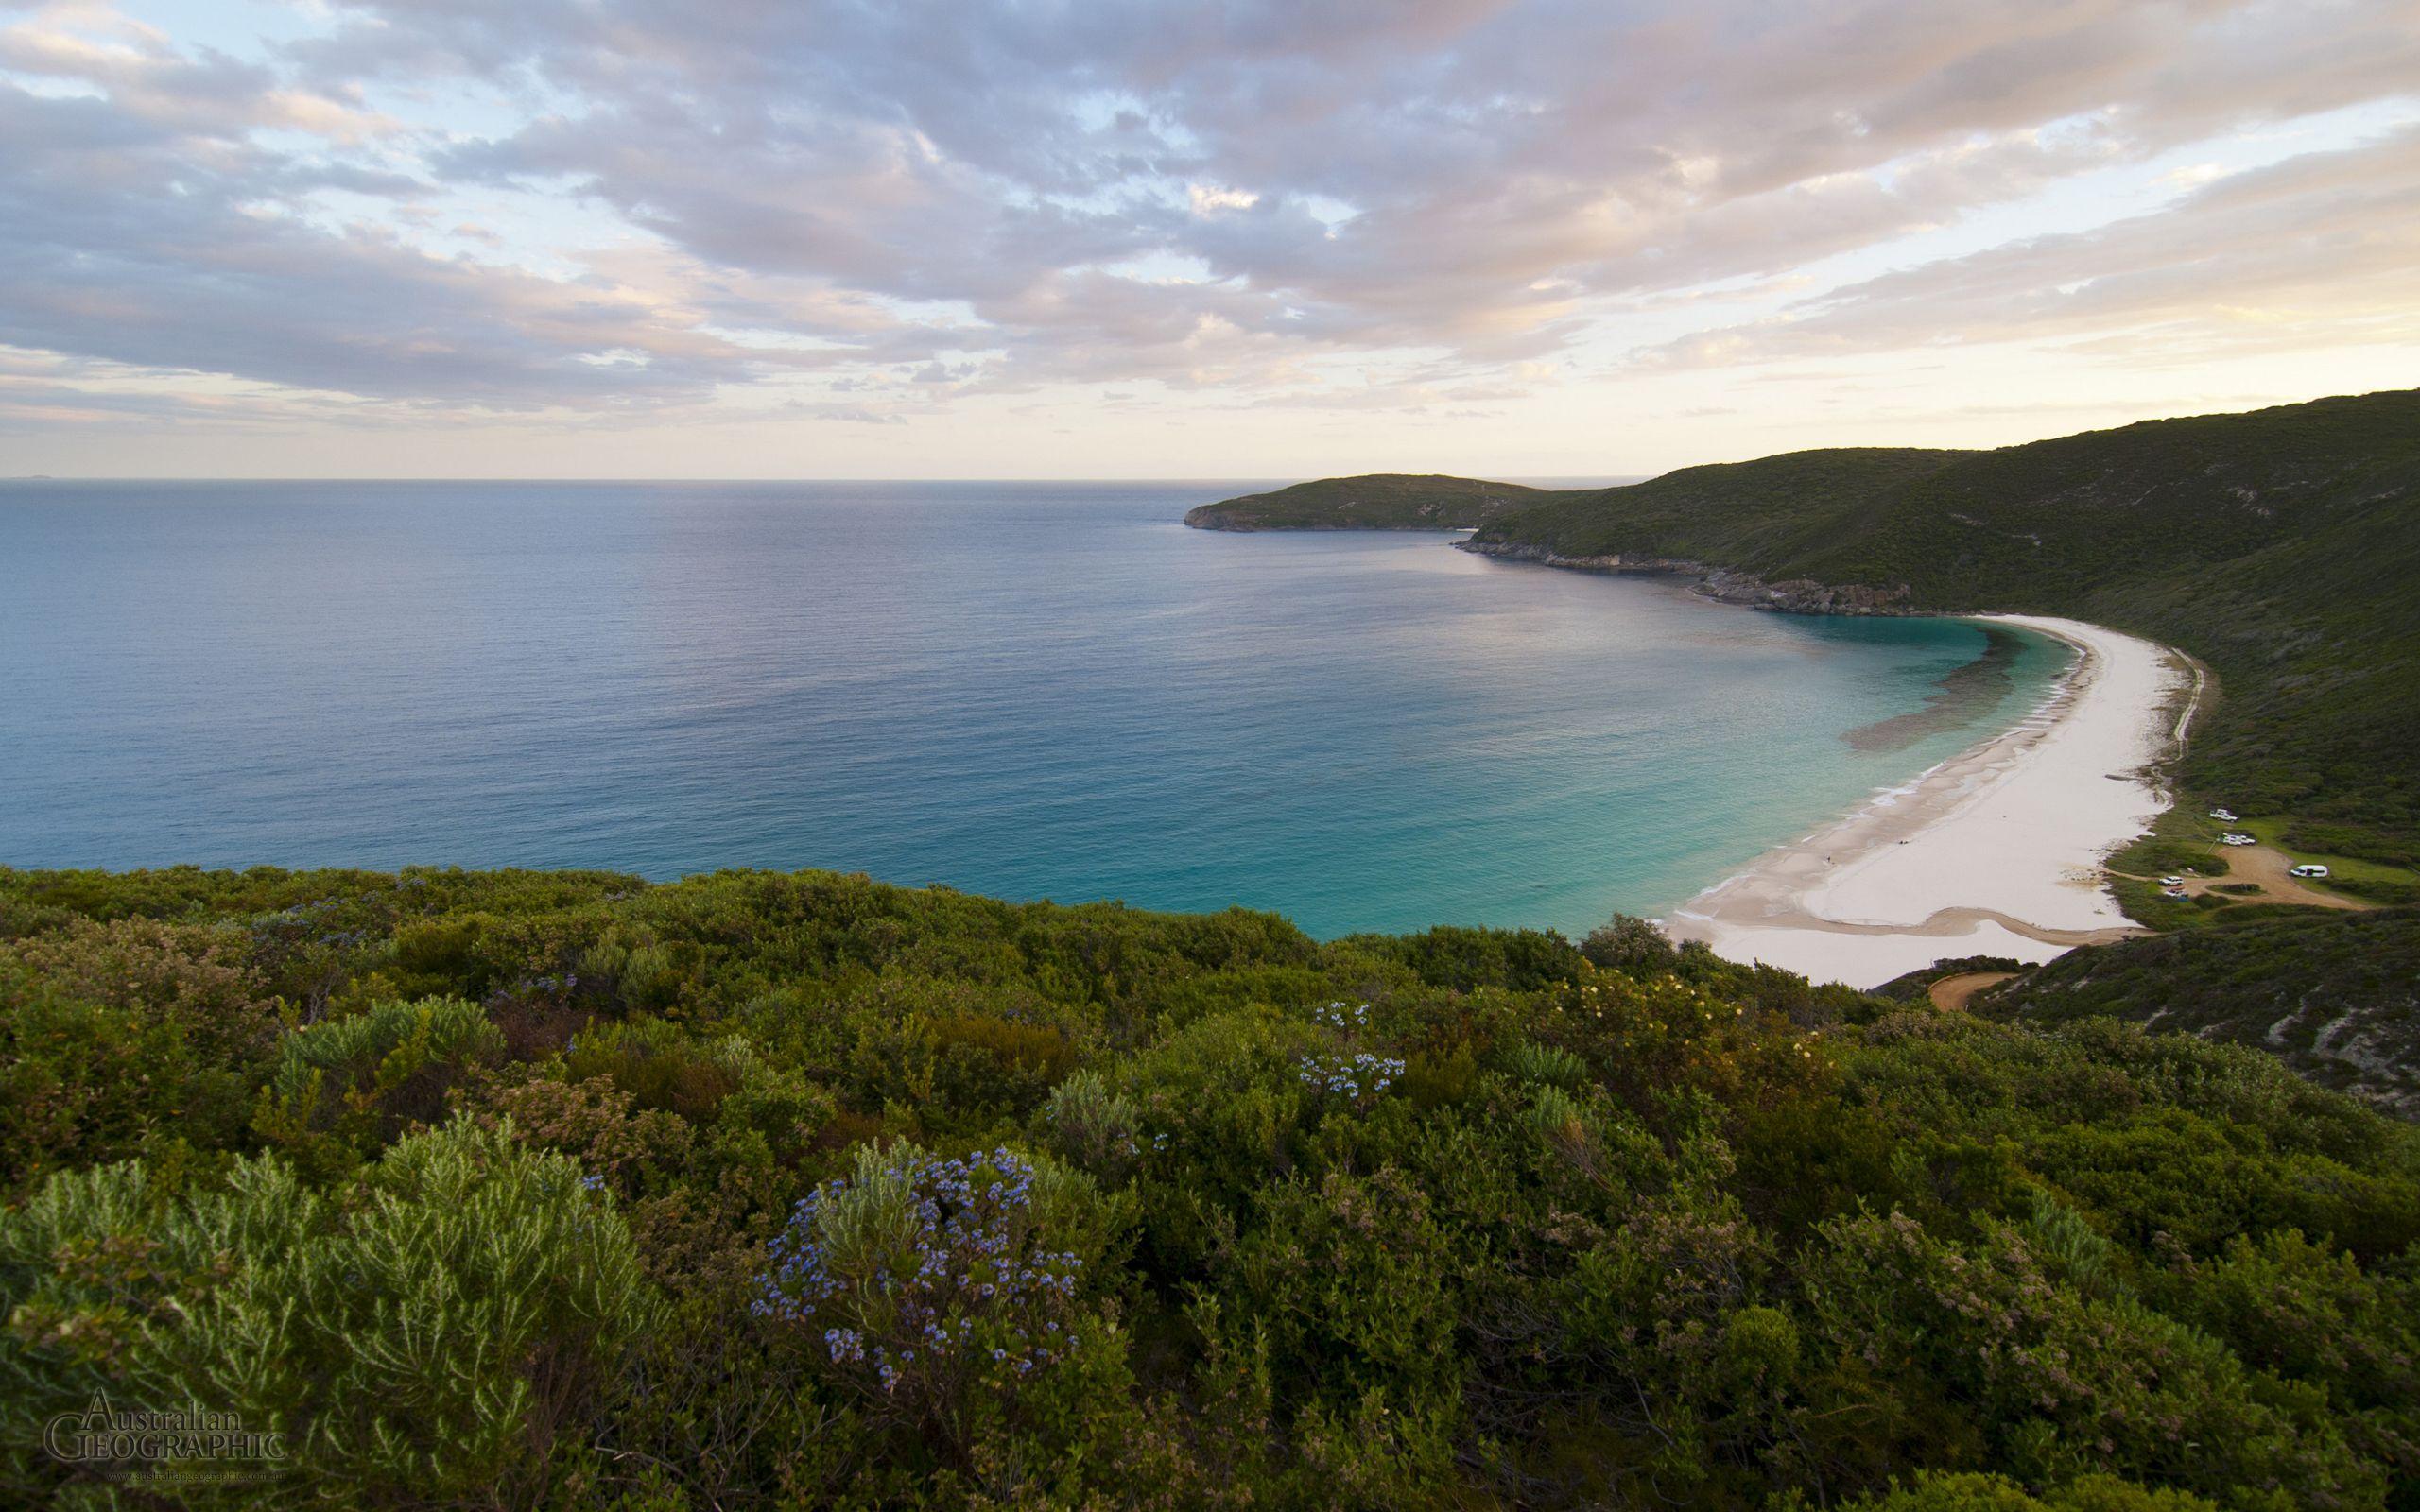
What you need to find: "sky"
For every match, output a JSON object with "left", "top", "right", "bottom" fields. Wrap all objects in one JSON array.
[{"left": 2, "top": 0, "right": 2416, "bottom": 479}]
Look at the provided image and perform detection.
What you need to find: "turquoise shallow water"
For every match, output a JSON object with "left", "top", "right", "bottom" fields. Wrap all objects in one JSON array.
[{"left": 0, "top": 481, "right": 2068, "bottom": 938}]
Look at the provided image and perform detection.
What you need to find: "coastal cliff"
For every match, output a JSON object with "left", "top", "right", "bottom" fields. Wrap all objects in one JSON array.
[{"left": 1453, "top": 538, "right": 1914, "bottom": 615}]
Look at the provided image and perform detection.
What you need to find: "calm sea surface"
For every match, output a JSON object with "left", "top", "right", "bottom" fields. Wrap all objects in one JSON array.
[{"left": 0, "top": 481, "right": 2068, "bottom": 938}]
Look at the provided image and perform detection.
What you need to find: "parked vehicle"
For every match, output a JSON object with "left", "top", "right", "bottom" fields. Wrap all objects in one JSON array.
[{"left": 2290, "top": 863, "right": 2331, "bottom": 879}]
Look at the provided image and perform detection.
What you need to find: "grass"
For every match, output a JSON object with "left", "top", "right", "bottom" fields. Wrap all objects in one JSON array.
[
  {"left": 2080, "top": 800, "right": 2253, "bottom": 930},
  {"left": 2239, "top": 816, "right": 2420, "bottom": 893},
  {"left": 2108, "top": 809, "right": 2234, "bottom": 880}
]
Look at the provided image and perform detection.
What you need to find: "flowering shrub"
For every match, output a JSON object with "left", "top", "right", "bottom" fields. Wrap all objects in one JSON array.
[
  {"left": 1311, "top": 999, "right": 1369, "bottom": 1032},
  {"left": 5, "top": 867, "right": 2414, "bottom": 1510},
  {"left": 1294, "top": 1050, "right": 1405, "bottom": 1102},
  {"left": 1294, "top": 1000, "right": 1404, "bottom": 1104},
  {"left": 756, "top": 1143, "right": 1102, "bottom": 1431}
]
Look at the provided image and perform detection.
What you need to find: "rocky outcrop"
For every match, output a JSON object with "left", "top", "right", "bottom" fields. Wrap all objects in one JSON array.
[
  {"left": 1184, "top": 474, "right": 1547, "bottom": 531},
  {"left": 1452, "top": 540, "right": 1634, "bottom": 571},
  {"left": 1183, "top": 503, "right": 1479, "bottom": 531},
  {"left": 1698, "top": 570, "right": 1914, "bottom": 614},
  {"left": 1455, "top": 539, "right": 1914, "bottom": 616},
  {"left": 1182, "top": 504, "right": 1245, "bottom": 530}
]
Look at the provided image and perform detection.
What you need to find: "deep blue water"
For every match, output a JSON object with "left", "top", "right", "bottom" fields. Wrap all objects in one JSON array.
[{"left": 0, "top": 480, "right": 2068, "bottom": 938}]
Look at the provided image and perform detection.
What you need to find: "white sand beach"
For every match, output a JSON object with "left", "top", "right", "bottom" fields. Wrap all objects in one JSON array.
[{"left": 1663, "top": 615, "right": 2199, "bottom": 989}]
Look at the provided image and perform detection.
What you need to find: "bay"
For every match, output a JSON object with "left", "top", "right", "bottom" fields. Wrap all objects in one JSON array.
[{"left": 0, "top": 480, "right": 2068, "bottom": 938}]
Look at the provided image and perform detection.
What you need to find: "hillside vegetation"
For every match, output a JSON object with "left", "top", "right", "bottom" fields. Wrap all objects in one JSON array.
[
  {"left": 6, "top": 864, "right": 2418, "bottom": 1509},
  {"left": 1208, "top": 391, "right": 2420, "bottom": 859},
  {"left": 1982, "top": 908, "right": 2420, "bottom": 1118},
  {"left": 1785, "top": 393, "right": 2420, "bottom": 857},
  {"left": 1460, "top": 447, "right": 1968, "bottom": 572},
  {"left": 1184, "top": 473, "right": 1547, "bottom": 530}
]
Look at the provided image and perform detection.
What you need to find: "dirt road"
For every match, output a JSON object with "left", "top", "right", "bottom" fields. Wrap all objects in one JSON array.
[
  {"left": 1928, "top": 971, "right": 2018, "bottom": 1011},
  {"left": 2172, "top": 843, "right": 2371, "bottom": 912}
]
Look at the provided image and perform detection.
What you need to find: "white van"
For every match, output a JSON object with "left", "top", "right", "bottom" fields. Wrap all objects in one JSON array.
[{"left": 2289, "top": 863, "right": 2330, "bottom": 879}]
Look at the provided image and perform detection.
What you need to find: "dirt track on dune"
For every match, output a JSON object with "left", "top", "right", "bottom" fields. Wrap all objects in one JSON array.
[{"left": 1928, "top": 971, "right": 2018, "bottom": 1011}]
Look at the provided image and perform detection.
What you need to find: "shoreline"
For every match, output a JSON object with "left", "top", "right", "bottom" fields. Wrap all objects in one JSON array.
[{"left": 1660, "top": 613, "right": 2196, "bottom": 989}]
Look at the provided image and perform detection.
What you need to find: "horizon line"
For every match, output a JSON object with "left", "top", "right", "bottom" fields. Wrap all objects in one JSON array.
[{"left": 0, "top": 472, "right": 1649, "bottom": 486}]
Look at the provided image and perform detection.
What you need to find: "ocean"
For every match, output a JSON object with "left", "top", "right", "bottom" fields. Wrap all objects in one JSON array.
[{"left": 0, "top": 480, "right": 2069, "bottom": 939}]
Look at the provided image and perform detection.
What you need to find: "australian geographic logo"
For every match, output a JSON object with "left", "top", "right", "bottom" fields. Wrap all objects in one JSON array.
[{"left": 44, "top": 1393, "right": 286, "bottom": 1466}]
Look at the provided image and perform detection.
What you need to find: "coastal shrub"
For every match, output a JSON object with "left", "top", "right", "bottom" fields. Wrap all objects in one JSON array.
[
  {"left": 1039, "top": 1069, "right": 1144, "bottom": 1180},
  {"left": 821, "top": 974, "right": 1079, "bottom": 1126},
  {"left": 1352, "top": 923, "right": 1583, "bottom": 992},
  {"left": 385, "top": 913, "right": 497, "bottom": 996},
  {"left": 562, "top": 1015, "right": 753, "bottom": 1124},
  {"left": 2160, "top": 1228, "right": 2420, "bottom": 1490},
  {"left": 3, "top": 863, "right": 2417, "bottom": 1508},
  {"left": 2025, "top": 1108, "right": 2420, "bottom": 1261},
  {"left": 754, "top": 1143, "right": 1132, "bottom": 1466},
  {"left": 711, "top": 1059, "right": 838, "bottom": 1170},
  {"left": 3, "top": 915, "right": 281, "bottom": 1064},
  {"left": 574, "top": 926, "right": 710, "bottom": 1016},
  {"left": 1399, "top": 1041, "right": 1479, "bottom": 1108},
  {"left": 1801, "top": 1210, "right": 2381, "bottom": 1507},
  {"left": 487, "top": 1073, "right": 697, "bottom": 1194},
  {"left": 0, "top": 960, "right": 250, "bottom": 1192},
  {"left": 1111, "top": 1009, "right": 1314, "bottom": 1265},
  {"left": 257, "top": 995, "right": 505, "bottom": 1158},
  {"left": 1212, "top": 1164, "right": 1462, "bottom": 1414},
  {"left": 1504, "top": 1038, "right": 1590, "bottom": 1088},
  {"left": 1833, "top": 1472, "right": 2223, "bottom": 1511},
  {"left": 1869, "top": 954, "right": 2028, "bottom": 1003},
  {"left": 928, "top": 1010, "right": 1079, "bottom": 1119},
  {"left": 1580, "top": 912, "right": 1682, "bottom": 975},
  {"left": 2332, "top": 876, "right": 2420, "bottom": 905},
  {"left": 0, "top": 1116, "right": 653, "bottom": 1508},
  {"left": 2281, "top": 821, "right": 2416, "bottom": 870}
]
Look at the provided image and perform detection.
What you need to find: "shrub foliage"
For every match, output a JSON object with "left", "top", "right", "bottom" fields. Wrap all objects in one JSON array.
[{"left": 1, "top": 865, "right": 2415, "bottom": 1509}]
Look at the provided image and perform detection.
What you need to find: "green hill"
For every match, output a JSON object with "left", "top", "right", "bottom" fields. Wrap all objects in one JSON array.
[
  {"left": 1217, "top": 391, "right": 2420, "bottom": 860},
  {"left": 1461, "top": 446, "right": 1969, "bottom": 571},
  {"left": 1184, "top": 472, "right": 1547, "bottom": 530},
  {"left": 1980, "top": 907, "right": 2420, "bottom": 1117},
  {"left": 4, "top": 863, "right": 2417, "bottom": 1508},
  {"left": 1779, "top": 392, "right": 2420, "bottom": 853}
]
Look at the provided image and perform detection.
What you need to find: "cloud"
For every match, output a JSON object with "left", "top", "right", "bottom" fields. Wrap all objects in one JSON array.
[
  {"left": 3, "top": 0, "right": 2417, "bottom": 431},
  {"left": 1633, "top": 125, "right": 2420, "bottom": 369}
]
